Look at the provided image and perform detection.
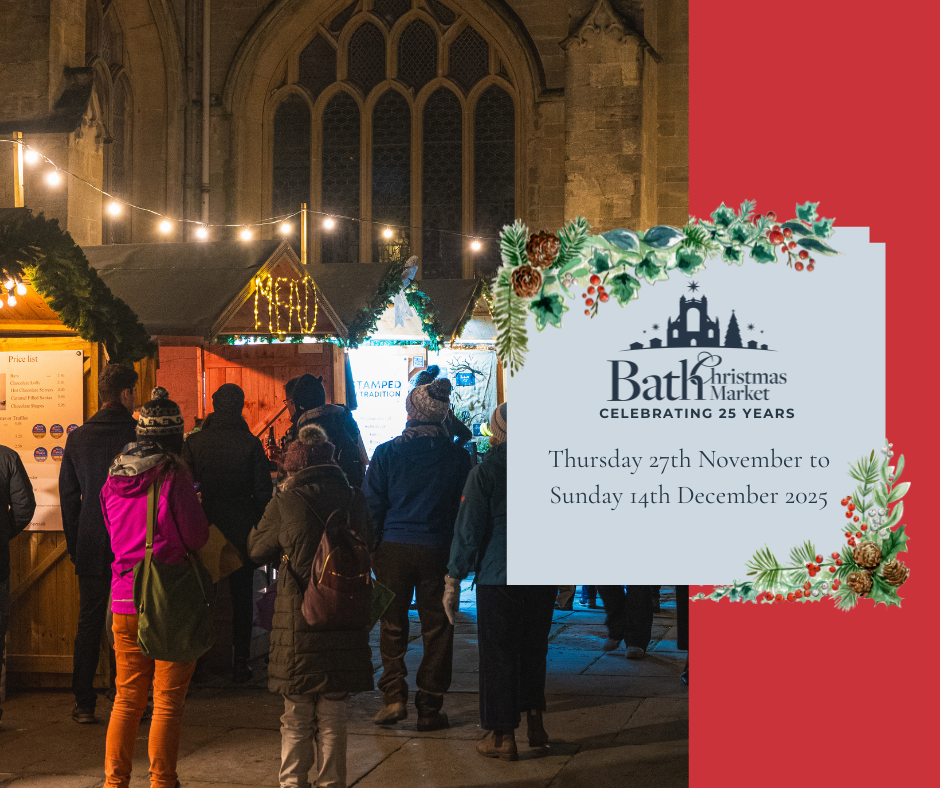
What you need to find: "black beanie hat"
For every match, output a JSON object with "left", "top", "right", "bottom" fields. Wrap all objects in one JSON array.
[
  {"left": 292, "top": 373, "right": 326, "bottom": 410},
  {"left": 212, "top": 383, "right": 245, "bottom": 416}
]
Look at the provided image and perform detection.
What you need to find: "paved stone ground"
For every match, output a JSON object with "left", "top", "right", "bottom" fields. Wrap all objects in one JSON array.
[{"left": 0, "top": 585, "right": 687, "bottom": 787}]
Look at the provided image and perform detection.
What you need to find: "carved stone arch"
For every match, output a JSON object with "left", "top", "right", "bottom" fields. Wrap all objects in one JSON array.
[
  {"left": 336, "top": 12, "right": 391, "bottom": 82},
  {"left": 261, "top": 84, "right": 316, "bottom": 220},
  {"left": 388, "top": 9, "right": 442, "bottom": 81},
  {"left": 414, "top": 78, "right": 467, "bottom": 116}
]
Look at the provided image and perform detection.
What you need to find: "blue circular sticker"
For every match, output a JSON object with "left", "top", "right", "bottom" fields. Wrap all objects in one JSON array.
[
  {"left": 34, "top": 447, "right": 48, "bottom": 462},
  {"left": 32, "top": 424, "right": 46, "bottom": 439},
  {"left": 67, "top": 423, "right": 79, "bottom": 433},
  {"left": 50, "top": 424, "right": 64, "bottom": 439},
  {"left": 51, "top": 446, "right": 64, "bottom": 462}
]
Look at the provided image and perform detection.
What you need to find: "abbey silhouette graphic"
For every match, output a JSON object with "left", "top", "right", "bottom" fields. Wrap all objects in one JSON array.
[{"left": 626, "top": 293, "right": 769, "bottom": 351}]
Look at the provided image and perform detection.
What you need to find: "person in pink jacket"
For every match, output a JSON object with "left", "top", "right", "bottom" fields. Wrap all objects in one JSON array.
[{"left": 100, "top": 387, "right": 209, "bottom": 788}]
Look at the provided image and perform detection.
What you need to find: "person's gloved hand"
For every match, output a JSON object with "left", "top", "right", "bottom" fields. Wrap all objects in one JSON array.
[{"left": 443, "top": 575, "right": 461, "bottom": 625}]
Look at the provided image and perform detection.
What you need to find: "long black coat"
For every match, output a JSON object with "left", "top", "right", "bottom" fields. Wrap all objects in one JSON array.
[
  {"left": 247, "top": 463, "right": 374, "bottom": 696},
  {"left": 58, "top": 405, "right": 137, "bottom": 576},
  {"left": 0, "top": 445, "right": 36, "bottom": 582},
  {"left": 181, "top": 411, "right": 273, "bottom": 555}
]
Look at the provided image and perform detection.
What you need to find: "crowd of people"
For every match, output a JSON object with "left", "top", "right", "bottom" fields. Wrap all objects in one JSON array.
[{"left": 0, "top": 362, "right": 688, "bottom": 788}]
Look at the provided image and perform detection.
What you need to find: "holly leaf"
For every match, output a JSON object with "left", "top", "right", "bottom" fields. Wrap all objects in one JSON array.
[
  {"left": 795, "top": 201, "right": 820, "bottom": 224},
  {"left": 867, "top": 575, "right": 902, "bottom": 608},
  {"left": 797, "top": 237, "right": 839, "bottom": 256},
  {"left": 813, "top": 217, "right": 835, "bottom": 238},
  {"left": 607, "top": 271, "right": 641, "bottom": 304},
  {"left": 722, "top": 245, "right": 745, "bottom": 265},
  {"left": 602, "top": 229, "right": 641, "bottom": 254},
  {"left": 780, "top": 220, "right": 814, "bottom": 237},
  {"left": 728, "top": 221, "right": 755, "bottom": 245},
  {"left": 711, "top": 203, "right": 736, "bottom": 229},
  {"left": 751, "top": 240, "right": 776, "bottom": 263},
  {"left": 642, "top": 225, "right": 686, "bottom": 249},
  {"left": 634, "top": 255, "right": 669, "bottom": 283},
  {"left": 882, "top": 524, "right": 909, "bottom": 562},
  {"left": 676, "top": 247, "right": 706, "bottom": 275},
  {"left": 529, "top": 292, "right": 568, "bottom": 330}
]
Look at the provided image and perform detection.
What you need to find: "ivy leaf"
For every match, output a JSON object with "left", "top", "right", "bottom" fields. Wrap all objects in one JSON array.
[
  {"left": 813, "top": 217, "right": 835, "bottom": 238},
  {"left": 529, "top": 292, "right": 568, "bottom": 331},
  {"left": 601, "top": 229, "right": 641, "bottom": 254},
  {"left": 722, "top": 245, "right": 745, "bottom": 265},
  {"left": 607, "top": 271, "right": 641, "bottom": 304},
  {"left": 751, "top": 240, "right": 776, "bottom": 263},
  {"left": 882, "top": 524, "right": 909, "bottom": 562},
  {"left": 780, "top": 220, "right": 814, "bottom": 237},
  {"left": 867, "top": 575, "right": 902, "bottom": 608},
  {"left": 676, "top": 247, "right": 706, "bottom": 275},
  {"left": 634, "top": 255, "right": 669, "bottom": 283},
  {"left": 642, "top": 225, "right": 686, "bottom": 249},
  {"left": 795, "top": 201, "right": 820, "bottom": 224},
  {"left": 710, "top": 203, "right": 736, "bottom": 229},
  {"left": 728, "top": 221, "right": 755, "bottom": 245},
  {"left": 797, "top": 237, "right": 839, "bottom": 256},
  {"left": 589, "top": 247, "right": 612, "bottom": 273}
]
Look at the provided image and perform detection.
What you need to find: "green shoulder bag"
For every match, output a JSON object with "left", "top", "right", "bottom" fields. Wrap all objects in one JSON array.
[{"left": 132, "top": 477, "right": 215, "bottom": 662}]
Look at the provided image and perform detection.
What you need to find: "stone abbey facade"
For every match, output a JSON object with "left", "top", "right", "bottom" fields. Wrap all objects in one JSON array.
[{"left": 0, "top": 0, "right": 687, "bottom": 279}]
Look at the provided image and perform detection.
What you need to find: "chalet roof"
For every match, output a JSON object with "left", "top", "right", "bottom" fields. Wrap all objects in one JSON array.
[
  {"left": 299, "top": 263, "right": 401, "bottom": 331},
  {"left": 86, "top": 240, "right": 292, "bottom": 338},
  {"left": 414, "top": 278, "right": 486, "bottom": 342}
]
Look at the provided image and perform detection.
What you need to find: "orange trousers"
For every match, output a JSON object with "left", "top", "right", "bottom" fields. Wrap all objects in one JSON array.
[{"left": 104, "top": 613, "right": 196, "bottom": 788}]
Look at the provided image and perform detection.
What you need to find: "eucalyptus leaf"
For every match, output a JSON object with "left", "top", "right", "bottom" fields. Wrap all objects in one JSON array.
[
  {"left": 797, "top": 237, "right": 839, "bottom": 256},
  {"left": 780, "top": 220, "right": 814, "bottom": 237},
  {"left": 601, "top": 228, "right": 641, "bottom": 253},
  {"left": 887, "top": 481, "right": 910, "bottom": 503},
  {"left": 642, "top": 225, "right": 686, "bottom": 249},
  {"left": 885, "top": 500, "right": 903, "bottom": 528}
]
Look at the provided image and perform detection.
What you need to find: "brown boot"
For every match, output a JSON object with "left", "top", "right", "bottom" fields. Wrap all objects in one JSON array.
[
  {"left": 476, "top": 730, "right": 519, "bottom": 761},
  {"left": 526, "top": 710, "right": 549, "bottom": 747},
  {"left": 373, "top": 702, "right": 408, "bottom": 725}
]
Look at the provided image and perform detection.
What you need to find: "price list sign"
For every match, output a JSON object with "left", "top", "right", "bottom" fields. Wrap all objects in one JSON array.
[{"left": 0, "top": 349, "right": 84, "bottom": 530}]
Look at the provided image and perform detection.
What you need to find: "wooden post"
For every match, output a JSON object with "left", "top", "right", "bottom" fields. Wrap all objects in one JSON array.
[
  {"left": 13, "top": 132, "right": 24, "bottom": 208},
  {"left": 332, "top": 344, "right": 346, "bottom": 405},
  {"left": 301, "top": 203, "right": 308, "bottom": 266}
]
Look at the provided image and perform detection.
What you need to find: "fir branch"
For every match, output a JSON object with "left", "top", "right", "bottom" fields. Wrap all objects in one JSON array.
[
  {"left": 555, "top": 216, "right": 592, "bottom": 269},
  {"left": 344, "top": 258, "right": 407, "bottom": 347},
  {"left": 499, "top": 220, "right": 528, "bottom": 268},
  {"left": 492, "top": 264, "right": 528, "bottom": 375}
]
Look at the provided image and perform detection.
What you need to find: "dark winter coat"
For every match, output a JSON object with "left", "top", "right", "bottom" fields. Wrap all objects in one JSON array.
[
  {"left": 448, "top": 442, "right": 507, "bottom": 585},
  {"left": 58, "top": 405, "right": 137, "bottom": 576},
  {"left": 181, "top": 412, "right": 273, "bottom": 556},
  {"left": 0, "top": 445, "right": 36, "bottom": 582},
  {"left": 295, "top": 405, "right": 366, "bottom": 488},
  {"left": 363, "top": 427, "right": 473, "bottom": 549},
  {"left": 247, "top": 463, "right": 374, "bottom": 696}
]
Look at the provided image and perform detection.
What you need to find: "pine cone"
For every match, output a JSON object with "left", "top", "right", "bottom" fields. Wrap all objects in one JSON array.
[
  {"left": 846, "top": 570, "right": 873, "bottom": 596},
  {"left": 526, "top": 231, "right": 561, "bottom": 268},
  {"left": 853, "top": 541, "right": 882, "bottom": 569},
  {"left": 510, "top": 265, "right": 543, "bottom": 299},
  {"left": 882, "top": 559, "right": 909, "bottom": 587}
]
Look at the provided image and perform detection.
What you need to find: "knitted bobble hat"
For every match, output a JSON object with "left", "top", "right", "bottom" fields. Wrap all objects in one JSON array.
[
  {"left": 490, "top": 403, "right": 507, "bottom": 445},
  {"left": 137, "top": 387, "right": 184, "bottom": 438},
  {"left": 406, "top": 378, "right": 452, "bottom": 423},
  {"left": 283, "top": 423, "right": 337, "bottom": 473},
  {"left": 413, "top": 364, "right": 440, "bottom": 388}
]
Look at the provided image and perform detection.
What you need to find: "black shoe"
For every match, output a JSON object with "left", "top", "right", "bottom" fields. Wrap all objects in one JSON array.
[
  {"left": 554, "top": 601, "right": 573, "bottom": 611},
  {"left": 233, "top": 660, "right": 253, "bottom": 684},
  {"left": 416, "top": 711, "right": 450, "bottom": 732},
  {"left": 71, "top": 704, "right": 97, "bottom": 724}
]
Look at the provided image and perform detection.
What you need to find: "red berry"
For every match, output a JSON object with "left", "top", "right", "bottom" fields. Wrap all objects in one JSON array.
[
  {"left": 809, "top": 258, "right": 815, "bottom": 265},
  {"left": 795, "top": 262, "right": 804, "bottom": 271},
  {"left": 583, "top": 309, "right": 590, "bottom": 316},
  {"left": 815, "top": 555, "right": 822, "bottom": 563},
  {"left": 836, "top": 559, "right": 842, "bottom": 566},
  {"left": 783, "top": 228, "right": 792, "bottom": 238},
  {"left": 807, "top": 264, "right": 814, "bottom": 272},
  {"left": 848, "top": 503, "right": 855, "bottom": 511},
  {"left": 767, "top": 211, "right": 777, "bottom": 221},
  {"left": 855, "top": 531, "right": 862, "bottom": 537},
  {"left": 588, "top": 286, "right": 596, "bottom": 294},
  {"left": 585, "top": 298, "right": 594, "bottom": 307},
  {"left": 840, "top": 498, "right": 847, "bottom": 505},
  {"left": 799, "top": 250, "right": 808, "bottom": 260},
  {"left": 831, "top": 552, "right": 838, "bottom": 559},
  {"left": 829, "top": 567, "right": 836, "bottom": 573},
  {"left": 581, "top": 292, "right": 587, "bottom": 299},
  {"left": 769, "top": 231, "right": 785, "bottom": 245},
  {"left": 787, "top": 593, "right": 795, "bottom": 602},
  {"left": 788, "top": 241, "right": 797, "bottom": 249},
  {"left": 590, "top": 274, "right": 601, "bottom": 286},
  {"left": 775, "top": 594, "right": 783, "bottom": 602},
  {"left": 803, "top": 582, "right": 811, "bottom": 590},
  {"left": 853, "top": 516, "right": 859, "bottom": 523},
  {"left": 795, "top": 590, "right": 803, "bottom": 599},
  {"left": 599, "top": 293, "right": 609, "bottom": 302},
  {"left": 848, "top": 538, "right": 856, "bottom": 547},
  {"left": 861, "top": 524, "right": 867, "bottom": 531},
  {"left": 598, "top": 285, "right": 606, "bottom": 292},
  {"left": 845, "top": 511, "right": 852, "bottom": 518},
  {"left": 772, "top": 224, "right": 780, "bottom": 232}
]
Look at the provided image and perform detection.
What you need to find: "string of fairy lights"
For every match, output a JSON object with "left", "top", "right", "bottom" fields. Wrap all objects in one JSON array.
[{"left": 2, "top": 138, "right": 491, "bottom": 251}]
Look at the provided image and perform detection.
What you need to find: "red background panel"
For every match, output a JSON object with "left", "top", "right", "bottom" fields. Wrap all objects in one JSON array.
[{"left": 690, "top": 1, "right": 937, "bottom": 784}]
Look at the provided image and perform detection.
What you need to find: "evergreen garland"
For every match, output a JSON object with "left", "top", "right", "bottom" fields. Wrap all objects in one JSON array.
[
  {"left": 0, "top": 211, "right": 156, "bottom": 364},
  {"left": 451, "top": 279, "right": 490, "bottom": 343},
  {"left": 343, "top": 258, "right": 408, "bottom": 347},
  {"left": 404, "top": 286, "right": 445, "bottom": 350}
]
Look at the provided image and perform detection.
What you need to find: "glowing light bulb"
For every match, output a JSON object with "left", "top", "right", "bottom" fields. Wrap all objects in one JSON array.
[
  {"left": 106, "top": 201, "right": 121, "bottom": 216},
  {"left": 279, "top": 222, "right": 292, "bottom": 234},
  {"left": 4, "top": 278, "right": 13, "bottom": 290},
  {"left": 323, "top": 217, "right": 335, "bottom": 230},
  {"left": 24, "top": 149, "right": 39, "bottom": 164},
  {"left": 16, "top": 283, "right": 27, "bottom": 296},
  {"left": 159, "top": 220, "right": 172, "bottom": 234},
  {"left": 7, "top": 295, "right": 16, "bottom": 307},
  {"left": 382, "top": 227, "right": 393, "bottom": 239},
  {"left": 470, "top": 240, "right": 482, "bottom": 252},
  {"left": 240, "top": 228, "right": 253, "bottom": 241},
  {"left": 195, "top": 226, "right": 209, "bottom": 240},
  {"left": 45, "top": 170, "right": 61, "bottom": 186}
]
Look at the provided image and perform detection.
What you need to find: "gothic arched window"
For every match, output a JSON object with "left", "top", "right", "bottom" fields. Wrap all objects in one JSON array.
[
  {"left": 686, "top": 307, "right": 700, "bottom": 333},
  {"left": 269, "top": 0, "right": 517, "bottom": 278}
]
